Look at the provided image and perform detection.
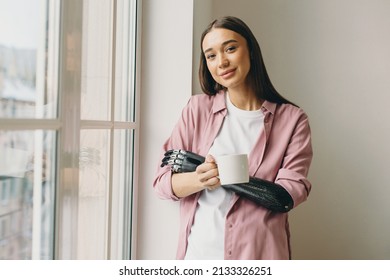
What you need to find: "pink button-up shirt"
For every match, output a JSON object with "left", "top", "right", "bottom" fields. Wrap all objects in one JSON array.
[{"left": 153, "top": 91, "right": 313, "bottom": 259}]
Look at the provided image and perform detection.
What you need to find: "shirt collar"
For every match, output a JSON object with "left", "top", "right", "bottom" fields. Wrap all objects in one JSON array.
[
  {"left": 212, "top": 91, "right": 227, "bottom": 114},
  {"left": 212, "top": 90, "right": 277, "bottom": 115},
  {"left": 261, "top": 100, "right": 277, "bottom": 115}
]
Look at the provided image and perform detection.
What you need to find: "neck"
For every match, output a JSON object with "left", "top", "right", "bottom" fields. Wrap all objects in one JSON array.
[{"left": 227, "top": 89, "right": 262, "bottom": 111}]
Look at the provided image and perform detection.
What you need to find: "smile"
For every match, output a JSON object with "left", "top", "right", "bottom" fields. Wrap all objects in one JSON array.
[{"left": 219, "top": 69, "right": 236, "bottom": 79}]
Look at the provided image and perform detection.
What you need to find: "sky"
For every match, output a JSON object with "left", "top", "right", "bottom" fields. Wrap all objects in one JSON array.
[{"left": 0, "top": 0, "right": 41, "bottom": 49}]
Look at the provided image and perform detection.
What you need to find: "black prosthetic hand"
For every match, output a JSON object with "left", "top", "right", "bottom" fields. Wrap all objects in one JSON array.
[
  {"left": 161, "top": 149, "right": 294, "bottom": 212},
  {"left": 161, "top": 149, "right": 205, "bottom": 173}
]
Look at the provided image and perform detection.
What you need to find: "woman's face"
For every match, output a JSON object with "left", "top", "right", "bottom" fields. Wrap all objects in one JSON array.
[{"left": 202, "top": 28, "right": 251, "bottom": 92}]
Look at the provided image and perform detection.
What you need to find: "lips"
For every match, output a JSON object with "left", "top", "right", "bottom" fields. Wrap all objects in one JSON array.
[{"left": 219, "top": 68, "right": 236, "bottom": 79}]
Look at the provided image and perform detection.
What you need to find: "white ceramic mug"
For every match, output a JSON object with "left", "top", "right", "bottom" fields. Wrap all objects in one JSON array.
[{"left": 217, "top": 154, "right": 249, "bottom": 185}]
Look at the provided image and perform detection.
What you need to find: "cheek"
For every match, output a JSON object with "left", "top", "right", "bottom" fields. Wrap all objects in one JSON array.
[
  {"left": 206, "top": 61, "right": 216, "bottom": 73},
  {"left": 207, "top": 62, "right": 219, "bottom": 79},
  {"left": 240, "top": 54, "right": 251, "bottom": 71},
  {"left": 240, "top": 57, "right": 251, "bottom": 78}
]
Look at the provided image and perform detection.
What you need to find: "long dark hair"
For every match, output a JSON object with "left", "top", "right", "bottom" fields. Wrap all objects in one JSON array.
[{"left": 199, "top": 16, "right": 296, "bottom": 106}]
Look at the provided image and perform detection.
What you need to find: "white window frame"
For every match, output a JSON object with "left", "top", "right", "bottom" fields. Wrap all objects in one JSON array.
[
  {"left": 0, "top": 0, "right": 141, "bottom": 260},
  {"left": 55, "top": 0, "right": 141, "bottom": 260}
]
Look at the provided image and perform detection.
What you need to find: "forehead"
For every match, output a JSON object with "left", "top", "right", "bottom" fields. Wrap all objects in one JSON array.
[{"left": 202, "top": 28, "right": 246, "bottom": 51}]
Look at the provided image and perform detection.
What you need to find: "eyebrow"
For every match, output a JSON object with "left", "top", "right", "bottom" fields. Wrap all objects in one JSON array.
[{"left": 203, "top": 39, "right": 238, "bottom": 54}]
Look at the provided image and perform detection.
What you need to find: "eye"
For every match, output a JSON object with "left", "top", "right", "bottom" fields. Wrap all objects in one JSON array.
[
  {"left": 206, "top": 53, "right": 216, "bottom": 60},
  {"left": 226, "top": 45, "right": 237, "bottom": 53}
]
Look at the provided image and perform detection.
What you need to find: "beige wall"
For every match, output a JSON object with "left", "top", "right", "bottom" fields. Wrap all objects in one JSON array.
[
  {"left": 137, "top": 0, "right": 193, "bottom": 259},
  {"left": 192, "top": 0, "right": 213, "bottom": 94},
  {"left": 198, "top": 0, "right": 390, "bottom": 259},
  {"left": 138, "top": 0, "right": 390, "bottom": 259}
]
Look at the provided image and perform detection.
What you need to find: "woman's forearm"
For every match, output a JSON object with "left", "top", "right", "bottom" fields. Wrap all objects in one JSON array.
[
  {"left": 171, "top": 158, "right": 220, "bottom": 198},
  {"left": 171, "top": 172, "right": 205, "bottom": 198}
]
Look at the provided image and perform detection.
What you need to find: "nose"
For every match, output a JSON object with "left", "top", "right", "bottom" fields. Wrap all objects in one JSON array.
[{"left": 218, "top": 54, "right": 229, "bottom": 68}]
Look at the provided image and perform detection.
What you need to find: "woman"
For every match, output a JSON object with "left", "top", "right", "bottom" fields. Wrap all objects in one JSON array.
[{"left": 153, "top": 16, "right": 313, "bottom": 260}]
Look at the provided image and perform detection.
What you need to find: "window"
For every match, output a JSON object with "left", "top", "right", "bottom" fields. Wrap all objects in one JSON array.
[{"left": 0, "top": 0, "right": 139, "bottom": 259}]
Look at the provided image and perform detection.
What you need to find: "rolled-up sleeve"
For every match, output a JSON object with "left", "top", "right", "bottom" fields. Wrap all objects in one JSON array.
[
  {"left": 275, "top": 111, "right": 313, "bottom": 208},
  {"left": 153, "top": 98, "right": 195, "bottom": 201}
]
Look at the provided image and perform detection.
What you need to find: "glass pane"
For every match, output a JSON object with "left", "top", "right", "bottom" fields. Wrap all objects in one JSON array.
[
  {"left": 0, "top": 0, "right": 59, "bottom": 119},
  {"left": 110, "top": 129, "right": 134, "bottom": 259},
  {"left": 80, "top": 0, "right": 112, "bottom": 121},
  {"left": 114, "top": 0, "right": 137, "bottom": 122},
  {"left": 78, "top": 129, "right": 110, "bottom": 259},
  {"left": 0, "top": 130, "right": 56, "bottom": 259}
]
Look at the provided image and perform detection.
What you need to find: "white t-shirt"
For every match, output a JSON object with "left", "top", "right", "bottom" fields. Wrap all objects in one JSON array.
[{"left": 184, "top": 92, "right": 265, "bottom": 259}]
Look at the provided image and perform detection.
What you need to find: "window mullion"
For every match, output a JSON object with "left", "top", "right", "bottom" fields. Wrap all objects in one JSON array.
[
  {"left": 129, "top": 0, "right": 141, "bottom": 260},
  {"left": 0, "top": 119, "right": 62, "bottom": 130},
  {"left": 55, "top": 0, "right": 83, "bottom": 260},
  {"left": 106, "top": 0, "right": 117, "bottom": 260}
]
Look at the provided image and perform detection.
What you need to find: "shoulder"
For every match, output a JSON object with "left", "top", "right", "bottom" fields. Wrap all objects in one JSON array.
[
  {"left": 274, "top": 103, "right": 309, "bottom": 123},
  {"left": 188, "top": 92, "right": 220, "bottom": 106},
  {"left": 267, "top": 102, "right": 311, "bottom": 136},
  {"left": 186, "top": 92, "right": 225, "bottom": 113}
]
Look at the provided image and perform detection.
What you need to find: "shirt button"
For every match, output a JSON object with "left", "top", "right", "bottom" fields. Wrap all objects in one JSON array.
[
  {"left": 228, "top": 250, "right": 232, "bottom": 255},
  {"left": 229, "top": 224, "right": 233, "bottom": 228}
]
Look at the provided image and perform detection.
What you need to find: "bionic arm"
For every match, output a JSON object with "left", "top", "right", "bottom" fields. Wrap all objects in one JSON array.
[{"left": 161, "top": 149, "right": 294, "bottom": 212}]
